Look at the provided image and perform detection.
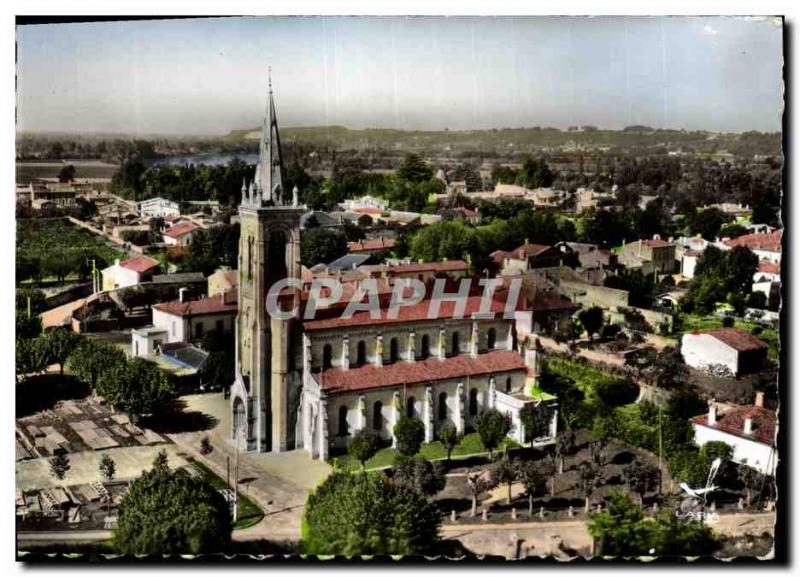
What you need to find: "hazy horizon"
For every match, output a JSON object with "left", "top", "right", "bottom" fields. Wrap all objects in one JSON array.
[{"left": 16, "top": 16, "right": 784, "bottom": 136}]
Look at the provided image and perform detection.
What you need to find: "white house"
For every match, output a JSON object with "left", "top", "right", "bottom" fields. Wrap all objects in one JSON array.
[
  {"left": 138, "top": 197, "right": 180, "bottom": 219},
  {"left": 723, "top": 231, "right": 782, "bottom": 264},
  {"left": 681, "top": 328, "right": 768, "bottom": 377},
  {"left": 131, "top": 326, "right": 169, "bottom": 358},
  {"left": 101, "top": 255, "right": 160, "bottom": 291},
  {"left": 753, "top": 262, "right": 781, "bottom": 284},
  {"left": 691, "top": 394, "right": 777, "bottom": 476},
  {"left": 163, "top": 221, "right": 202, "bottom": 247},
  {"left": 680, "top": 250, "right": 702, "bottom": 279},
  {"left": 151, "top": 289, "right": 238, "bottom": 344}
]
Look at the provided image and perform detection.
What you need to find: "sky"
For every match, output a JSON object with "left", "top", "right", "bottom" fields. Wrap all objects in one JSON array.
[{"left": 16, "top": 16, "right": 784, "bottom": 135}]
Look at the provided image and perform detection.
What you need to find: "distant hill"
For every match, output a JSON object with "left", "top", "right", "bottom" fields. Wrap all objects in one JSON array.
[{"left": 224, "top": 125, "right": 782, "bottom": 157}]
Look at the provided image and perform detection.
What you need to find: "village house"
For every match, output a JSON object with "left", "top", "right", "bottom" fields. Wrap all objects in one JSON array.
[
  {"left": 361, "top": 260, "right": 469, "bottom": 285},
  {"left": 681, "top": 327, "right": 768, "bottom": 377},
  {"left": 347, "top": 237, "right": 397, "bottom": 256},
  {"left": 149, "top": 288, "right": 238, "bottom": 344},
  {"left": 723, "top": 230, "right": 783, "bottom": 264},
  {"left": 617, "top": 235, "right": 677, "bottom": 275},
  {"left": 490, "top": 242, "right": 564, "bottom": 275},
  {"left": 101, "top": 255, "right": 160, "bottom": 291},
  {"left": 691, "top": 393, "right": 777, "bottom": 476},
  {"left": 207, "top": 268, "right": 238, "bottom": 297},
  {"left": 162, "top": 220, "right": 202, "bottom": 247},
  {"left": 138, "top": 196, "right": 180, "bottom": 219}
]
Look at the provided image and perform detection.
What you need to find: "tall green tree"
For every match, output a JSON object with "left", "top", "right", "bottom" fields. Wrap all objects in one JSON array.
[
  {"left": 114, "top": 461, "right": 232, "bottom": 554},
  {"left": 348, "top": 430, "right": 380, "bottom": 471},
  {"left": 438, "top": 426, "right": 462, "bottom": 461},
  {"left": 490, "top": 457, "right": 518, "bottom": 505},
  {"left": 517, "top": 460, "right": 548, "bottom": 515},
  {"left": 304, "top": 472, "right": 441, "bottom": 556},
  {"left": 97, "top": 357, "right": 172, "bottom": 416},
  {"left": 578, "top": 306, "right": 605, "bottom": 342},
  {"left": 300, "top": 228, "right": 348, "bottom": 268},
  {"left": 393, "top": 416, "right": 425, "bottom": 457},
  {"left": 67, "top": 338, "right": 126, "bottom": 388},
  {"left": 390, "top": 456, "right": 445, "bottom": 497},
  {"left": 397, "top": 153, "right": 434, "bottom": 184},
  {"left": 474, "top": 409, "right": 513, "bottom": 459},
  {"left": 43, "top": 328, "right": 83, "bottom": 375}
]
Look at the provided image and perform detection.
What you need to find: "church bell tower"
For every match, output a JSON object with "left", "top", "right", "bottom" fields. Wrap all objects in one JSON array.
[{"left": 230, "top": 71, "right": 305, "bottom": 452}]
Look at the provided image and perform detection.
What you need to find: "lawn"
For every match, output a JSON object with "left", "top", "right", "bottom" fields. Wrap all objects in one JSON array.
[
  {"left": 543, "top": 357, "right": 626, "bottom": 404},
  {"left": 680, "top": 314, "right": 780, "bottom": 359},
  {"left": 331, "top": 432, "right": 520, "bottom": 472},
  {"left": 192, "top": 460, "right": 264, "bottom": 530}
]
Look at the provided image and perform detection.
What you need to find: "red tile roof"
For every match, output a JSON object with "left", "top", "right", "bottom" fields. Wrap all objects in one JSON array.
[
  {"left": 303, "top": 290, "right": 522, "bottom": 331},
  {"left": 348, "top": 238, "right": 397, "bottom": 252},
  {"left": 724, "top": 231, "right": 783, "bottom": 253},
  {"left": 120, "top": 255, "right": 160, "bottom": 274},
  {"left": 154, "top": 291, "right": 237, "bottom": 317},
  {"left": 378, "top": 260, "right": 468, "bottom": 275},
  {"left": 317, "top": 350, "right": 526, "bottom": 393},
  {"left": 354, "top": 207, "right": 383, "bottom": 215},
  {"left": 164, "top": 221, "right": 201, "bottom": 239},
  {"left": 692, "top": 405, "right": 777, "bottom": 445},
  {"left": 758, "top": 262, "right": 780, "bottom": 275},
  {"left": 698, "top": 328, "right": 768, "bottom": 352},
  {"left": 641, "top": 238, "right": 674, "bottom": 248}
]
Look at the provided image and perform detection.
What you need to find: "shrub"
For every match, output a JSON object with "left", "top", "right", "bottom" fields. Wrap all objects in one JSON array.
[{"left": 393, "top": 416, "right": 425, "bottom": 456}]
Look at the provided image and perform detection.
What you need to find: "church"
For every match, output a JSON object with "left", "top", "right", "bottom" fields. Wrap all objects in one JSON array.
[{"left": 229, "top": 80, "right": 559, "bottom": 459}]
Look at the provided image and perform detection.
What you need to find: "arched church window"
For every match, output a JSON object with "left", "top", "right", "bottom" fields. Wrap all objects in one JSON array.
[
  {"left": 356, "top": 340, "right": 367, "bottom": 367},
  {"left": 451, "top": 332, "right": 460, "bottom": 356},
  {"left": 373, "top": 401, "right": 383, "bottom": 431},
  {"left": 420, "top": 335, "right": 430, "bottom": 360},
  {"left": 406, "top": 396, "right": 416, "bottom": 418},
  {"left": 338, "top": 406, "right": 349, "bottom": 437},
  {"left": 322, "top": 344, "right": 333, "bottom": 370},
  {"left": 389, "top": 338, "right": 399, "bottom": 363},
  {"left": 438, "top": 392, "right": 448, "bottom": 421},
  {"left": 487, "top": 328, "right": 496, "bottom": 350},
  {"left": 469, "top": 388, "right": 479, "bottom": 416}
]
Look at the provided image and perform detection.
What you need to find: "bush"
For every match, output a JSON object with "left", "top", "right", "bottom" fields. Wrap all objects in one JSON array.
[
  {"left": 390, "top": 456, "right": 445, "bottom": 496},
  {"left": 393, "top": 416, "right": 425, "bottom": 457},
  {"left": 595, "top": 377, "right": 639, "bottom": 407},
  {"left": 114, "top": 463, "right": 232, "bottom": 554},
  {"left": 304, "top": 472, "right": 441, "bottom": 556},
  {"left": 474, "top": 409, "right": 513, "bottom": 459}
]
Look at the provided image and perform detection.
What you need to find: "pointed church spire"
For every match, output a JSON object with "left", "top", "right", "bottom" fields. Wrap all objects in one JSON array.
[{"left": 254, "top": 67, "right": 285, "bottom": 206}]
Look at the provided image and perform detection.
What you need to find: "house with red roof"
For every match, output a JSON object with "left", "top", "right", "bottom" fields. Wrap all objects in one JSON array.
[
  {"left": 347, "top": 237, "right": 397, "bottom": 255},
  {"left": 691, "top": 393, "right": 777, "bottom": 475},
  {"left": 162, "top": 220, "right": 202, "bottom": 247},
  {"left": 617, "top": 235, "right": 677, "bottom": 275},
  {"left": 150, "top": 289, "right": 238, "bottom": 344},
  {"left": 681, "top": 327, "right": 768, "bottom": 377},
  {"left": 101, "top": 256, "right": 161, "bottom": 291},
  {"left": 491, "top": 242, "right": 563, "bottom": 275},
  {"left": 723, "top": 230, "right": 782, "bottom": 264}
]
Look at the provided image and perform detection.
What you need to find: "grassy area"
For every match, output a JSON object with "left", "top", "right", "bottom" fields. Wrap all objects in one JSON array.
[
  {"left": 543, "top": 357, "right": 625, "bottom": 404},
  {"left": 680, "top": 314, "right": 780, "bottom": 359},
  {"left": 192, "top": 461, "right": 264, "bottom": 530},
  {"left": 331, "top": 432, "right": 520, "bottom": 472}
]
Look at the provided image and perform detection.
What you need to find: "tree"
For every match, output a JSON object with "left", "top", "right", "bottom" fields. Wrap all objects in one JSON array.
[
  {"left": 49, "top": 452, "right": 70, "bottom": 481},
  {"left": 304, "top": 471, "right": 441, "bottom": 556},
  {"left": 15, "top": 336, "right": 49, "bottom": 382},
  {"left": 578, "top": 306, "right": 604, "bottom": 342},
  {"left": 67, "top": 338, "right": 126, "bottom": 388},
  {"left": 99, "top": 453, "right": 116, "bottom": 482},
  {"left": 114, "top": 461, "right": 232, "bottom": 554},
  {"left": 556, "top": 429, "right": 577, "bottom": 475},
  {"left": 58, "top": 164, "right": 76, "bottom": 183},
  {"left": 348, "top": 430, "right": 380, "bottom": 470},
  {"left": 466, "top": 469, "right": 495, "bottom": 517},
  {"left": 738, "top": 461, "right": 766, "bottom": 508},
  {"left": 474, "top": 409, "right": 513, "bottom": 459},
  {"left": 397, "top": 153, "right": 434, "bottom": 184},
  {"left": 43, "top": 328, "right": 82, "bottom": 375},
  {"left": 595, "top": 377, "right": 639, "bottom": 407},
  {"left": 390, "top": 456, "right": 445, "bottom": 496},
  {"left": 687, "top": 207, "right": 731, "bottom": 241},
  {"left": 300, "top": 227, "right": 348, "bottom": 268},
  {"left": 588, "top": 492, "right": 647, "bottom": 556},
  {"left": 96, "top": 357, "right": 172, "bottom": 416},
  {"left": 579, "top": 442, "right": 607, "bottom": 512},
  {"left": 623, "top": 458, "right": 659, "bottom": 505},
  {"left": 438, "top": 426, "right": 461, "bottom": 461},
  {"left": 152, "top": 448, "right": 170, "bottom": 473},
  {"left": 200, "top": 436, "right": 213, "bottom": 456},
  {"left": 517, "top": 460, "right": 548, "bottom": 515},
  {"left": 519, "top": 404, "right": 550, "bottom": 447},
  {"left": 393, "top": 416, "right": 425, "bottom": 457},
  {"left": 490, "top": 457, "right": 518, "bottom": 505}
]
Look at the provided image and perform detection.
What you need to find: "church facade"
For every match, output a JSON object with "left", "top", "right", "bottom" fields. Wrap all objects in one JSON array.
[{"left": 230, "top": 82, "right": 558, "bottom": 458}]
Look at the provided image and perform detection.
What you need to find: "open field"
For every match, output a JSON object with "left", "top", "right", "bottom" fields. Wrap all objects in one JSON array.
[{"left": 16, "top": 160, "right": 118, "bottom": 184}]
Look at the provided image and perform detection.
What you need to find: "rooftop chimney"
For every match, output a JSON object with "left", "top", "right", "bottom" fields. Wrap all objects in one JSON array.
[
  {"left": 744, "top": 416, "right": 753, "bottom": 436},
  {"left": 708, "top": 401, "right": 717, "bottom": 426},
  {"left": 179, "top": 287, "right": 188, "bottom": 303},
  {"left": 754, "top": 391, "right": 765, "bottom": 408}
]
